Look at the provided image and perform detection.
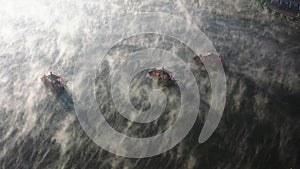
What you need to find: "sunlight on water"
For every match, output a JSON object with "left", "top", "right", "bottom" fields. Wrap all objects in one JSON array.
[{"left": 0, "top": 0, "right": 299, "bottom": 168}]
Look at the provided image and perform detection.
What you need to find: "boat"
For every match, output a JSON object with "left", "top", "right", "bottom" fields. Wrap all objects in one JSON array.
[
  {"left": 193, "top": 53, "right": 223, "bottom": 64},
  {"left": 41, "top": 72, "right": 66, "bottom": 94},
  {"left": 256, "top": 0, "right": 300, "bottom": 22},
  {"left": 147, "top": 68, "right": 176, "bottom": 87}
]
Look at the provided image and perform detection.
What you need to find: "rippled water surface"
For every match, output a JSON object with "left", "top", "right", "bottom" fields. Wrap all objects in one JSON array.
[{"left": 0, "top": 0, "right": 299, "bottom": 168}]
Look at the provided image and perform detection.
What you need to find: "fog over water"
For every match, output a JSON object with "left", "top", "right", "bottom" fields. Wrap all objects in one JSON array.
[{"left": 0, "top": 0, "right": 299, "bottom": 168}]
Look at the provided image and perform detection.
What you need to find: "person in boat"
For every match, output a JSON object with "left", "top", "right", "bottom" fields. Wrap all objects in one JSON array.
[
  {"left": 42, "top": 74, "right": 46, "bottom": 82},
  {"left": 153, "top": 70, "right": 157, "bottom": 77},
  {"left": 55, "top": 80, "right": 60, "bottom": 88}
]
